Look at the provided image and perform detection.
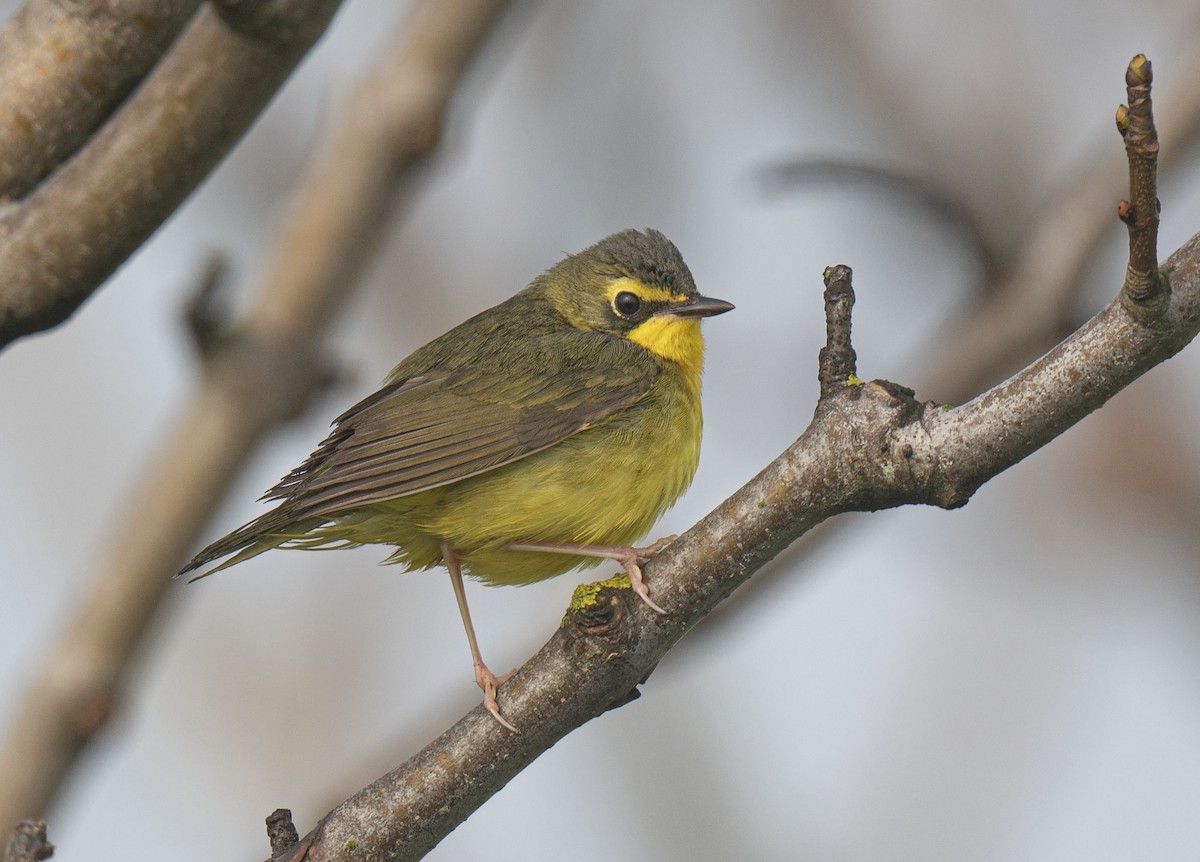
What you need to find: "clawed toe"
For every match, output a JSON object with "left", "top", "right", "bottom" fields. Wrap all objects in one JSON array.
[
  {"left": 619, "top": 555, "right": 668, "bottom": 615},
  {"left": 635, "top": 535, "right": 677, "bottom": 559},
  {"left": 475, "top": 664, "right": 517, "bottom": 732}
]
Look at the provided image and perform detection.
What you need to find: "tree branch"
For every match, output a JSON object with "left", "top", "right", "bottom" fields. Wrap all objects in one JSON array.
[
  {"left": 0, "top": 0, "right": 345, "bottom": 350},
  {"left": 0, "top": 0, "right": 203, "bottom": 199},
  {"left": 0, "top": 0, "right": 513, "bottom": 828},
  {"left": 276, "top": 54, "right": 1195, "bottom": 861},
  {"left": 920, "top": 39, "right": 1200, "bottom": 402}
]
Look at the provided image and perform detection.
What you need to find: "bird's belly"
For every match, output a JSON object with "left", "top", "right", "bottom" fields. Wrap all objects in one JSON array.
[{"left": 360, "top": 387, "right": 702, "bottom": 585}]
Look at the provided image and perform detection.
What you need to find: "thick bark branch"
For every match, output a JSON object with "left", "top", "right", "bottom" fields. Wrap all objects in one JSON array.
[
  {"left": 0, "top": 0, "right": 513, "bottom": 828},
  {"left": 0, "top": 0, "right": 203, "bottom": 199},
  {"left": 0, "top": 0, "right": 345, "bottom": 349}
]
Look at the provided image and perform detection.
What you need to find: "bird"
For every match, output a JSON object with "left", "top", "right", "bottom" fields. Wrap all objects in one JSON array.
[{"left": 179, "top": 228, "right": 733, "bottom": 729}]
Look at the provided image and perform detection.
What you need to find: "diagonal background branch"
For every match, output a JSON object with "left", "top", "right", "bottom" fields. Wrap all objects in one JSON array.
[
  {"left": 0, "top": 0, "right": 345, "bottom": 348},
  {"left": 0, "top": 0, "right": 514, "bottom": 829}
]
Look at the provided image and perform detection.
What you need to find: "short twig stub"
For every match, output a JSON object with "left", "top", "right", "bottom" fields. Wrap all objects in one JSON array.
[
  {"left": 266, "top": 808, "right": 300, "bottom": 859},
  {"left": 818, "top": 264, "right": 857, "bottom": 398},
  {"left": 1119, "top": 53, "right": 1163, "bottom": 306},
  {"left": 3, "top": 820, "right": 54, "bottom": 862}
]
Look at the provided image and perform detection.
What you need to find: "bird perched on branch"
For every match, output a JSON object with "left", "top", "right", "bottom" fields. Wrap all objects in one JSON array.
[{"left": 180, "top": 228, "right": 733, "bottom": 729}]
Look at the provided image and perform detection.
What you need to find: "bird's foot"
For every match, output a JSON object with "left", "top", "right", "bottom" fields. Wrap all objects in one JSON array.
[
  {"left": 474, "top": 661, "right": 517, "bottom": 732},
  {"left": 616, "top": 552, "right": 667, "bottom": 615},
  {"left": 506, "top": 537, "right": 677, "bottom": 615}
]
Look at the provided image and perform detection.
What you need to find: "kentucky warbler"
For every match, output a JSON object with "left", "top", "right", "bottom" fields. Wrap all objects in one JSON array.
[{"left": 180, "top": 228, "right": 733, "bottom": 729}]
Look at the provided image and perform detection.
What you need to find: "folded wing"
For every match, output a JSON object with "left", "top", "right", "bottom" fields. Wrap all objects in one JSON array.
[{"left": 269, "top": 333, "right": 658, "bottom": 517}]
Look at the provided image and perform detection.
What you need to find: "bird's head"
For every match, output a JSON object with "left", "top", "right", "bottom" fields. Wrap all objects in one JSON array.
[{"left": 539, "top": 228, "right": 734, "bottom": 369}]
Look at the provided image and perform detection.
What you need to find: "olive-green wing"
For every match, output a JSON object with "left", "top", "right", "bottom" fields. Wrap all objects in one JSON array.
[{"left": 268, "top": 332, "right": 659, "bottom": 518}]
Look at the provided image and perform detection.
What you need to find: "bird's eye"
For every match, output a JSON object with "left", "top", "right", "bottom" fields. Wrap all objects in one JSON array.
[{"left": 614, "top": 291, "right": 642, "bottom": 317}]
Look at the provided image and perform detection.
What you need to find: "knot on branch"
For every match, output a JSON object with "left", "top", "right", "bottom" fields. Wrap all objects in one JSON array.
[
  {"left": 805, "top": 265, "right": 956, "bottom": 509},
  {"left": 806, "top": 369, "right": 945, "bottom": 513},
  {"left": 559, "top": 575, "right": 649, "bottom": 712},
  {"left": 563, "top": 574, "right": 634, "bottom": 637}
]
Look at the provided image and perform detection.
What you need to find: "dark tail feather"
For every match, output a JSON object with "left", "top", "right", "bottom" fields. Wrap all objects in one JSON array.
[{"left": 178, "top": 506, "right": 327, "bottom": 581}]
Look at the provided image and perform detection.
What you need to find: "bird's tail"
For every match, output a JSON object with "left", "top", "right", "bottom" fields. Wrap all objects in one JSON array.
[{"left": 177, "top": 506, "right": 330, "bottom": 582}]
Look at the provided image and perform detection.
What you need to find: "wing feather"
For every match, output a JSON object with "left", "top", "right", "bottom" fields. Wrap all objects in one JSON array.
[{"left": 275, "top": 332, "right": 658, "bottom": 518}]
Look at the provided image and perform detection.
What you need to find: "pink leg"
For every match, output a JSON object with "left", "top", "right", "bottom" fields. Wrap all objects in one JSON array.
[
  {"left": 505, "top": 536, "right": 678, "bottom": 615},
  {"left": 444, "top": 542, "right": 516, "bottom": 732}
]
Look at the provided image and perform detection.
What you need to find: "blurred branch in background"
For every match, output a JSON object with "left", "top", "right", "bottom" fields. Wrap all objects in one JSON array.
[
  {"left": 760, "top": 159, "right": 1004, "bottom": 286},
  {"left": 0, "top": 0, "right": 202, "bottom": 199},
  {"left": 0, "top": 0, "right": 345, "bottom": 349},
  {"left": 0, "top": 0, "right": 514, "bottom": 829}
]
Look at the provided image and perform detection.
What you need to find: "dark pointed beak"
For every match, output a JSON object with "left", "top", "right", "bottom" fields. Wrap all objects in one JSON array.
[{"left": 662, "top": 295, "right": 735, "bottom": 319}]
